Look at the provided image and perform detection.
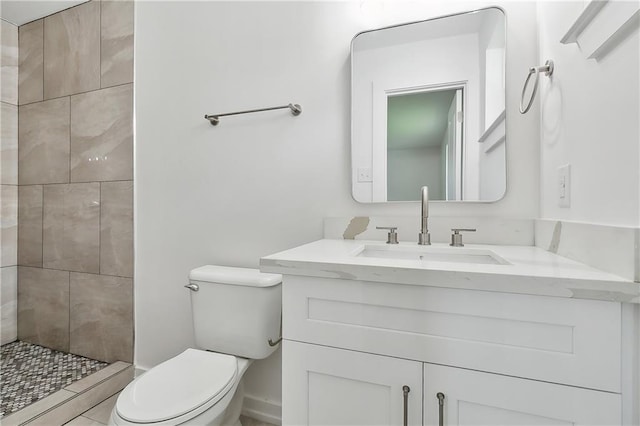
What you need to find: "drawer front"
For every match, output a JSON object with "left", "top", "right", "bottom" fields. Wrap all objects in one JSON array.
[{"left": 283, "top": 276, "right": 621, "bottom": 392}]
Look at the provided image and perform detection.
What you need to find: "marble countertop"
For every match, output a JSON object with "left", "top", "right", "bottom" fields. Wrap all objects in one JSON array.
[{"left": 260, "top": 239, "right": 640, "bottom": 303}]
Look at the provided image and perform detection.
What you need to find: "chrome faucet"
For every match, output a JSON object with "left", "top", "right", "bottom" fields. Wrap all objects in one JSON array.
[{"left": 418, "top": 186, "right": 431, "bottom": 245}]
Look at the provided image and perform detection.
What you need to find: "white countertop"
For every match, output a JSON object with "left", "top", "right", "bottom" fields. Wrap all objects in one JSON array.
[{"left": 260, "top": 239, "right": 640, "bottom": 303}]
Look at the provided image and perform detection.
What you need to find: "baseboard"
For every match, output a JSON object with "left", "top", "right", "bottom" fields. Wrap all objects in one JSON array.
[{"left": 242, "top": 394, "right": 282, "bottom": 425}]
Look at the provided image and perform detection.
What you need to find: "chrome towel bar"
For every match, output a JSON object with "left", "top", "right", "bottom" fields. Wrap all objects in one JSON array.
[
  {"left": 205, "top": 103, "right": 302, "bottom": 126},
  {"left": 519, "top": 60, "right": 554, "bottom": 114}
]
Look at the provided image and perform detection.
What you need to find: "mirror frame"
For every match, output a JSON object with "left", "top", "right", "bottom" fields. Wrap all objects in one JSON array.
[{"left": 350, "top": 6, "right": 508, "bottom": 204}]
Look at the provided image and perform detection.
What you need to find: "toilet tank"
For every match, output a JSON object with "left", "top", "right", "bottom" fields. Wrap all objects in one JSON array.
[{"left": 188, "top": 265, "right": 282, "bottom": 359}]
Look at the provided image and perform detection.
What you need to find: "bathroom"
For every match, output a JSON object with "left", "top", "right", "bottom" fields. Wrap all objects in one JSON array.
[{"left": 0, "top": 0, "right": 639, "bottom": 425}]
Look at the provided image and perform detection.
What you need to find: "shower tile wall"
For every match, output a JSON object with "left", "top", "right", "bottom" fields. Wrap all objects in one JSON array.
[
  {"left": 1, "top": 19, "right": 19, "bottom": 346},
  {"left": 16, "top": 0, "right": 134, "bottom": 363}
]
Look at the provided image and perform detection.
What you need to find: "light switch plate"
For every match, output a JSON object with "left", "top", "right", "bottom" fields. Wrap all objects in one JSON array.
[{"left": 558, "top": 164, "right": 571, "bottom": 208}]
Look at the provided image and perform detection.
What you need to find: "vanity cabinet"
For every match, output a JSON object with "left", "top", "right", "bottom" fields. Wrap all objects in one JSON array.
[
  {"left": 423, "top": 364, "right": 620, "bottom": 425},
  {"left": 281, "top": 275, "right": 626, "bottom": 425},
  {"left": 283, "top": 341, "right": 422, "bottom": 426},
  {"left": 283, "top": 341, "right": 620, "bottom": 425}
]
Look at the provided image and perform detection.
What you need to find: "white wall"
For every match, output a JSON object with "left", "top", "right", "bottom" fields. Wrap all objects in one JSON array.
[
  {"left": 134, "top": 0, "right": 539, "bottom": 409},
  {"left": 537, "top": 1, "right": 640, "bottom": 227}
]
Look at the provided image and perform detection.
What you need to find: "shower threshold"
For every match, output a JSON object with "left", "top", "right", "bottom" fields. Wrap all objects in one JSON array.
[{"left": 0, "top": 341, "right": 133, "bottom": 425}]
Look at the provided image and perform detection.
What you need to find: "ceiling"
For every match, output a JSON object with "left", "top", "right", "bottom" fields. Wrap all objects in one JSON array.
[
  {"left": 1, "top": 1, "right": 88, "bottom": 25},
  {"left": 387, "top": 89, "right": 457, "bottom": 150}
]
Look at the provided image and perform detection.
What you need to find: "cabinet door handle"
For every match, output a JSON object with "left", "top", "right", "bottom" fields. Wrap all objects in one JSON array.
[
  {"left": 402, "top": 385, "right": 410, "bottom": 426},
  {"left": 436, "top": 392, "right": 445, "bottom": 426}
]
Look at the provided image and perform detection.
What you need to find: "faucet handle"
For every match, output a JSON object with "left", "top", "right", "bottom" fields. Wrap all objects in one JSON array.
[
  {"left": 376, "top": 226, "right": 399, "bottom": 244},
  {"left": 450, "top": 228, "right": 476, "bottom": 247}
]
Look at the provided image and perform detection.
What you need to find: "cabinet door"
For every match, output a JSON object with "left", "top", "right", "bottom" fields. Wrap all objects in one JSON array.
[
  {"left": 283, "top": 340, "right": 423, "bottom": 426},
  {"left": 424, "top": 363, "right": 621, "bottom": 426}
]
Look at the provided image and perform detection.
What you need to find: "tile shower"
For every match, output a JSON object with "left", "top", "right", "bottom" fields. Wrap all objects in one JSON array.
[{"left": 1, "top": 0, "right": 134, "bottom": 417}]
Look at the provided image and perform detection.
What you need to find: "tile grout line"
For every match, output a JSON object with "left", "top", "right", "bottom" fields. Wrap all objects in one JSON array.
[
  {"left": 68, "top": 95, "right": 71, "bottom": 184},
  {"left": 16, "top": 265, "right": 132, "bottom": 281},
  {"left": 18, "top": 82, "right": 133, "bottom": 108},
  {"left": 99, "top": 0, "right": 102, "bottom": 90},
  {"left": 635, "top": 228, "right": 640, "bottom": 283},
  {"left": 68, "top": 268, "right": 71, "bottom": 353},
  {"left": 40, "top": 184, "right": 44, "bottom": 270},
  {"left": 99, "top": 182, "right": 102, "bottom": 276},
  {"left": 42, "top": 17, "right": 45, "bottom": 103},
  {"left": 24, "top": 179, "right": 134, "bottom": 186}
]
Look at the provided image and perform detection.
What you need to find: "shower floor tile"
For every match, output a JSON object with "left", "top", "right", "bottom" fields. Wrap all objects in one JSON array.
[{"left": 0, "top": 341, "right": 108, "bottom": 417}]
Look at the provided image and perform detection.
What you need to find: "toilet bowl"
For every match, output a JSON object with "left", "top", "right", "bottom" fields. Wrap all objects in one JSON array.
[
  {"left": 109, "top": 266, "right": 282, "bottom": 426},
  {"left": 109, "top": 349, "right": 252, "bottom": 426}
]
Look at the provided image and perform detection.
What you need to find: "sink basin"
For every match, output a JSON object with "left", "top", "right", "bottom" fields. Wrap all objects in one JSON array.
[{"left": 354, "top": 245, "right": 510, "bottom": 265}]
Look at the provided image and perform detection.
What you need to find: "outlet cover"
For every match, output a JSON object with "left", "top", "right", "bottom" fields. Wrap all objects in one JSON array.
[
  {"left": 357, "top": 168, "right": 373, "bottom": 182},
  {"left": 558, "top": 164, "right": 571, "bottom": 208}
]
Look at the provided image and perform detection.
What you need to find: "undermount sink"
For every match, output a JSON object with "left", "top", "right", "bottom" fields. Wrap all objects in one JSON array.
[{"left": 354, "top": 245, "right": 510, "bottom": 265}]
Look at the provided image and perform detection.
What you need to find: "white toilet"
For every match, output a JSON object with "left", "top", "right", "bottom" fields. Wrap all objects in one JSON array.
[{"left": 109, "top": 265, "right": 282, "bottom": 426}]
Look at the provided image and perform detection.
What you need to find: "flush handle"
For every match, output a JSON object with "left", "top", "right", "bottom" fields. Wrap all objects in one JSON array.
[
  {"left": 184, "top": 284, "right": 199, "bottom": 292},
  {"left": 268, "top": 311, "right": 283, "bottom": 347},
  {"left": 450, "top": 228, "right": 476, "bottom": 247},
  {"left": 402, "top": 385, "right": 410, "bottom": 426},
  {"left": 437, "top": 392, "right": 445, "bottom": 426}
]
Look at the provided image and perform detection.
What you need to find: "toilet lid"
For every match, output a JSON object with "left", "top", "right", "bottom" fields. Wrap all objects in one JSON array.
[{"left": 117, "top": 349, "right": 238, "bottom": 423}]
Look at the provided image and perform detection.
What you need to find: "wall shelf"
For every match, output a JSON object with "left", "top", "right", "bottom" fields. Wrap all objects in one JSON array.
[
  {"left": 560, "top": 0, "right": 609, "bottom": 44},
  {"left": 588, "top": 10, "right": 640, "bottom": 61},
  {"left": 478, "top": 110, "right": 506, "bottom": 144},
  {"left": 560, "top": 0, "right": 639, "bottom": 61}
]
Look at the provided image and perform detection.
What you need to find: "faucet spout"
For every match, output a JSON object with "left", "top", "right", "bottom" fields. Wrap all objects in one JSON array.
[{"left": 418, "top": 186, "right": 431, "bottom": 245}]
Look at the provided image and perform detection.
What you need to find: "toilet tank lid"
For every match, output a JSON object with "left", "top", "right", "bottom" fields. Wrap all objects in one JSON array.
[{"left": 189, "top": 265, "right": 282, "bottom": 287}]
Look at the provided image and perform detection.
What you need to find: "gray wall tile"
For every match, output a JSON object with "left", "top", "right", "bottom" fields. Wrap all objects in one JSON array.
[
  {"left": 1, "top": 20, "right": 18, "bottom": 105},
  {"left": 70, "top": 84, "right": 133, "bottom": 182},
  {"left": 18, "top": 266, "right": 70, "bottom": 352},
  {"left": 101, "top": 0, "right": 134, "bottom": 87},
  {"left": 1, "top": 266, "right": 18, "bottom": 345},
  {"left": 1, "top": 102, "right": 18, "bottom": 184},
  {"left": 13, "top": 0, "right": 135, "bottom": 360},
  {"left": 18, "top": 185, "right": 43, "bottom": 267},
  {"left": 18, "top": 19, "right": 44, "bottom": 105},
  {"left": 44, "top": 1, "right": 100, "bottom": 99},
  {"left": 43, "top": 183, "right": 100, "bottom": 273},
  {"left": 1, "top": 185, "right": 18, "bottom": 267},
  {"left": 100, "top": 181, "right": 133, "bottom": 277},
  {"left": 18, "top": 97, "right": 70, "bottom": 184},
  {"left": 70, "top": 273, "right": 133, "bottom": 362}
]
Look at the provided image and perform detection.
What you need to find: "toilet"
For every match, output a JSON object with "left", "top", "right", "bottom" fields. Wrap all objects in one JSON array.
[{"left": 109, "top": 265, "right": 282, "bottom": 426}]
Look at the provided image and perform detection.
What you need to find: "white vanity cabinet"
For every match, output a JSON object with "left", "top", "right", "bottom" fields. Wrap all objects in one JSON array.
[
  {"left": 283, "top": 341, "right": 423, "bottom": 426},
  {"left": 281, "top": 275, "right": 626, "bottom": 425},
  {"left": 422, "top": 364, "right": 620, "bottom": 425}
]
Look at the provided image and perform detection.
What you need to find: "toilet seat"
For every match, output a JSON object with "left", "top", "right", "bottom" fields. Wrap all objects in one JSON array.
[{"left": 116, "top": 349, "right": 238, "bottom": 424}]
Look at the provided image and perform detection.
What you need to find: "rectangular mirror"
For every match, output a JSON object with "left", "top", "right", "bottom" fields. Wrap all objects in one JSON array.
[{"left": 351, "top": 7, "right": 506, "bottom": 203}]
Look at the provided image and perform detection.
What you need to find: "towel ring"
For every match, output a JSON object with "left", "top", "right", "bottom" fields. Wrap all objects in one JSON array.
[{"left": 519, "top": 60, "right": 554, "bottom": 114}]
